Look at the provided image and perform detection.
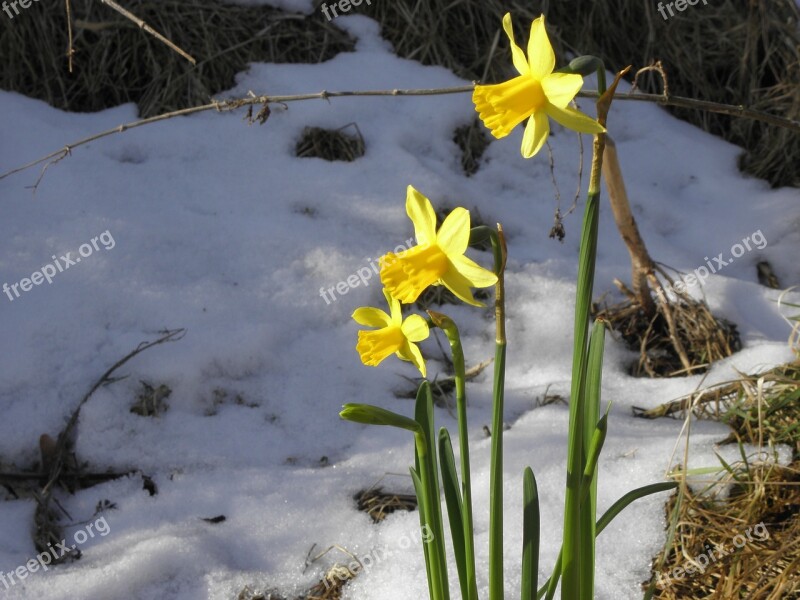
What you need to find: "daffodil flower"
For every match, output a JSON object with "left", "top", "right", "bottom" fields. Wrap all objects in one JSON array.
[
  {"left": 354, "top": 288, "right": 430, "bottom": 376},
  {"left": 473, "top": 13, "right": 605, "bottom": 158},
  {"left": 379, "top": 186, "right": 497, "bottom": 306}
]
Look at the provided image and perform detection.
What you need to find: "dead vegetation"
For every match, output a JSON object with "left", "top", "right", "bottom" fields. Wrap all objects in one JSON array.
[
  {"left": 354, "top": 487, "right": 417, "bottom": 523},
  {"left": 0, "top": 0, "right": 354, "bottom": 117},
  {"left": 295, "top": 124, "right": 365, "bottom": 162},
  {"left": 646, "top": 459, "right": 800, "bottom": 599},
  {"left": 453, "top": 119, "right": 492, "bottom": 176},
  {"left": 642, "top": 321, "right": 800, "bottom": 597}
]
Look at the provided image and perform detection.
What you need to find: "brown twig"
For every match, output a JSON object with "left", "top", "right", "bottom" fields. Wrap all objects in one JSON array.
[
  {"left": 2, "top": 85, "right": 799, "bottom": 184},
  {"left": 98, "top": 0, "right": 196, "bottom": 65},
  {"left": 34, "top": 328, "right": 185, "bottom": 559},
  {"left": 65, "top": 0, "right": 75, "bottom": 73}
]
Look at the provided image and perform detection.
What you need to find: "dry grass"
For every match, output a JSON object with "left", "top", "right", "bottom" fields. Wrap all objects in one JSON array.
[
  {"left": 453, "top": 118, "right": 492, "bottom": 176},
  {"left": 642, "top": 336, "right": 800, "bottom": 597},
  {"left": 647, "top": 460, "right": 800, "bottom": 599},
  {"left": 295, "top": 124, "right": 365, "bottom": 162},
  {"left": 354, "top": 487, "right": 417, "bottom": 523},
  {"left": 0, "top": 0, "right": 354, "bottom": 117},
  {"left": 634, "top": 361, "right": 800, "bottom": 453},
  {"left": 595, "top": 277, "right": 741, "bottom": 377},
  {"left": 364, "top": 0, "right": 800, "bottom": 187}
]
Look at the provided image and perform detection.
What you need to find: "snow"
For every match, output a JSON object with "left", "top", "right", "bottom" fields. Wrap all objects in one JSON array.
[{"left": 1, "top": 11, "right": 798, "bottom": 600}]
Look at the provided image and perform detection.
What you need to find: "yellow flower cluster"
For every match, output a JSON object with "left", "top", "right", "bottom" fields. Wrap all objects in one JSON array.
[
  {"left": 354, "top": 13, "right": 604, "bottom": 376},
  {"left": 353, "top": 186, "right": 497, "bottom": 377}
]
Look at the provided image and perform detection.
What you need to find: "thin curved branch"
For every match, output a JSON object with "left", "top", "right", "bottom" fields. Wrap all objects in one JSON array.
[{"left": 2, "top": 85, "right": 798, "bottom": 183}]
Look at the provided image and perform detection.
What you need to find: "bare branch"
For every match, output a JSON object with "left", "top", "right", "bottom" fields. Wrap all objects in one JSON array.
[{"left": 2, "top": 85, "right": 798, "bottom": 184}]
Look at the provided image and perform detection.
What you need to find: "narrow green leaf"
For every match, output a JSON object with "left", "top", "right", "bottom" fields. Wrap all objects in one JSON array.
[
  {"left": 521, "top": 467, "right": 540, "bottom": 600},
  {"left": 579, "top": 321, "right": 606, "bottom": 600},
  {"left": 596, "top": 482, "right": 678, "bottom": 534},
  {"left": 411, "top": 466, "right": 436, "bottom": 600},
  {"left": 542, "top": 481, "right": 678, "bottom": 599},
  {"left": 415, "top": 382, "right": 450, "bottom": 600},
  {"left": 579, "top": 412, "right": 608, "bottom": 504},
  {"left": 562, "top": 187, "right": 601, "bottom": 600},
  {"left": 439, "top": 428, "right": 468, "bottom": 600}
]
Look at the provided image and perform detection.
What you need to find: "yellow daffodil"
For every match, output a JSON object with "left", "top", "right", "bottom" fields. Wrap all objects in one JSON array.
[
  {"left": 473, "top": 13, "right": 605, "bottom": 158},
  {"left": 379, "top": 186, "right": 497, "bottom": 306},
  {"left": 353, "top": 288, "right": 430, "bottom": 376}
]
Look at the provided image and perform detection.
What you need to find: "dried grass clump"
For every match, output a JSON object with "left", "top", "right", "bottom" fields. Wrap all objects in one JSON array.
[
  {"left": 634, "top": 360, "right": 800, "bottom": 457},
  {"left": 354, "top": 487, "right": 417, "bottom": 523},
  {"left": 453, "top": 118, "right": 492, "bottom": 176},
  {"left": 0, "top": 0, "right": 354, "bottom": 117},
  {"left": 295, "top": 124, "right": 365, "bottom": 162},
  {"left": 366, "top": 0, "right": 800, "bottom": 187},
  {"left": 647, "top": 460, "right": 800, "bottom": 599},
  {"left": 595, "top": 277, "right": 741, "bottom": 378}
]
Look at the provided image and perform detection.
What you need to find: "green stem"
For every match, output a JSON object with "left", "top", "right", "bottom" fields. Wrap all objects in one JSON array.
[
  {"left": 561, "top": 63, "right": 611, "bottom": 600},
  {"left": 489, "top": 225, "right": 508, "bottom": 600},
  {"left": 428, "top": 312, "right": 479, "bottom": 600}
]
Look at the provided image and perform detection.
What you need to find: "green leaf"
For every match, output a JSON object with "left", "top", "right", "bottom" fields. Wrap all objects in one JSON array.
[
  {"left": 542, "top": 481, "right": 678, "bottom": 599},
  {"left": 521, "top": 467, "right": 540, "bottom": 600},
  {"left": 439, "top": 428, "right": 468, "bottom": 600},
  {"left": 415, "top": 382, "right": 450, "bottom": 600},
  {"left": 579, "top": 321, "right": 606, "bottom": 599},
  {"left": 411, "top": 466, "right": 436, "bottom": 600}
]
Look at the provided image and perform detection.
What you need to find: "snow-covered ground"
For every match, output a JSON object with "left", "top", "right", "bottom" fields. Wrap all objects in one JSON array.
[{"left": 1, "top": 12, "right": 798, "bottom": 600}]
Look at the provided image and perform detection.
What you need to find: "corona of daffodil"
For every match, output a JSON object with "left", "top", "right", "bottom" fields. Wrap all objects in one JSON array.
[
  {"left": 379, "top": 186, "right": 497, "bottom": 307},
  {"left": 353, "top": 288, "right": 430, "bottom": 376},
  {"left": 473, "top": 13, "right": 605, "bottom": 158}
]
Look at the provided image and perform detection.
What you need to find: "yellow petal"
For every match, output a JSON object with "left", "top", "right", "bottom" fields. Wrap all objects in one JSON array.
[
  {"left": 352, "top": 307, "right": 392, "bottom": 328},
  {"left": 384, "top": 288, "right": 403, "bottom": 324},
  {"left": 521, "top": 111, "right": 550, "bottom": 158},
  {"left": 401, "top": 314, "right": 430, "bottom": 343},
  {"left": 502, "top": 13, "right": 530, "bottom": 76},
  {"left": 356, "top": 327, "right": 405, "bottom": 367},
  {"left": 436, "top": 207, "right": 470, "bottom": 256},
  {"left": 397, "top": 340, "right": 427, "bottom": 377},
  {"left": 406, "top": 186, "right": 437, "bottom": 246},
  {"left": 527, "top": 15, "right": 555, "bottom": 79},
  {"left": 380, "top": 245, "right": 449, "bottom": 304},
  {"left": 440, "top": 268, "right": 484, "bottom": 307},
  {"left": 448, "top": 254, "right": 498, "bottom": 288},
  {"left": 542, "top": 72, "right": 583, "bottom": 109},
  {"left": 473, "top": 77, "right": 540, "bottom": 139},
  {"left": 544, "top": 103, "right": 606, "bottom": 134}
]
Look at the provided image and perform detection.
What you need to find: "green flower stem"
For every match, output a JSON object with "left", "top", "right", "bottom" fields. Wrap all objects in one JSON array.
[
  {"left": 428, "top": 311, "right": 478, "bottom": 600},
  {"left": 560, "top": 144, "right": 601, "bottom": 600},
  {"left": 561, "top": 64, "right": 625, "bottom": 600},
  {"left": 488, "top": 224, "right": 508, "bottom": 600}
]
